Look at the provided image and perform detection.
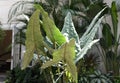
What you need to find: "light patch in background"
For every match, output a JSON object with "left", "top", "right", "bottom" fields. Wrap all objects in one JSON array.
[{"left": 0, "top": 0, "right": 20, "bottom": 24}]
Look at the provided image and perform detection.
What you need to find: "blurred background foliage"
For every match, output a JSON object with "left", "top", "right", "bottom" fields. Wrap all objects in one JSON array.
[{"left": 5, "top": 0, "right": 120, "bottom": 83}]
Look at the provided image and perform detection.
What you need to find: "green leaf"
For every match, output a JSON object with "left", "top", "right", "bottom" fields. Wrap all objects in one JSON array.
[
  {"left": 35, "top": 4, "right": 66, "bottom": 45},
  {"left": 61, "top": 12, "right": 81, "bottom": 56},
  {"left": 111, "top": 1, "right": 118, "bottom": 40},
  {"left": 22, "top": 10, "right": 45, "bottom": 69},
  {"left": 41, "top": 39, "right": 77, "bottom": 83},
  {"left": 102, "top": 23, "right": 113, "bottom": 49}
]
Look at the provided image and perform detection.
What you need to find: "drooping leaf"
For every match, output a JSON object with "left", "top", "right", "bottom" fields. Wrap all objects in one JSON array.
[
  {"left": 63, "top": 39, "right": 77, "bottom": 83},
  {"left": 22, "top": 10, "right": 45, "bottom": 69},
  {"left": 41, "top": 39, "right": 77, "bottom": 83},
  {"left": 61, "top": 12, "right": 81, "bottom": 56},
  {"left": 111, "top": 1, "right": 118, "bottom": 40},
  {"left": 75, "top": 17, "right": 103, "bottom": 63},
  {"left": 35, "top": 4, "right": 66, "bottom": 45}
]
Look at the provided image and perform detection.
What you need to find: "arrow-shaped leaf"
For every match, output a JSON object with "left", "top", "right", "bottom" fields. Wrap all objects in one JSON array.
[
  {"left": 75, "top": 17, "right": 103, "bottom": 63},
  {"left": 111, "top": 1, "right": 118, "bottom": 40},
  {"left": 80, "top": 7, "right": 106, "bottom": 48},
  {"left": 41, "top": 39, "right": 77, "bottom": 83},
  {"left": 22, "top": 10, "right": 45, "bottom": 69},
  {"left": 61, "top": 12, "right": 81, "bottom": 56}
]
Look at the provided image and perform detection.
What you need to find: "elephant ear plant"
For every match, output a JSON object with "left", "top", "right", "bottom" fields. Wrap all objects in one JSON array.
[{"left": 21, "top": 4, "right": 106, "bottom": 83}]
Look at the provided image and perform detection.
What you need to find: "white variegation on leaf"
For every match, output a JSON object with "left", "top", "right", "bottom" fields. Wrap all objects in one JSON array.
[
  {"left": 75, "top": 16, "right": 104, "bottom": 63},
  {"left": 75, "top": 39, "right": 99, "bottom": 63},
  {"left": 80, "top": 7, "right": 106, "bottom": 48},
  {"left": 61, "top": 9, "right": 105, "bottom": 63},
  {"left": 61, "top": 12, "right": 81, "bottom": 56}
]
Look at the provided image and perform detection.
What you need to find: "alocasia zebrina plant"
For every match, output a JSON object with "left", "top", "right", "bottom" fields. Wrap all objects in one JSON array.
[{"left": 22, "top": 4, "right": 106, "bottom": 83}]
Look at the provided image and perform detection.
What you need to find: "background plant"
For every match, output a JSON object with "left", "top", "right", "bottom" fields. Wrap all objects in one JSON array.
[
  {"left": 8, "top": 0, "right": 35, "bottom": 45},
  {"left": 5, "top": 63, "right": 48, "bottom": 83},
  {"left": 78, "top": 70, "right": 113, "bottom": 83},
  {"left": 99, "top": 1, "right": 120, "bottom": 76}
]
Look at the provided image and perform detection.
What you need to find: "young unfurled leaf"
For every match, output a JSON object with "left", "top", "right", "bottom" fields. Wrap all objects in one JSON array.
[
  {"left": 35, "top": 4, "right": 66, "bottom": 45},
  {"left": 41, "top": 39, "right": 77, "bottom": 83},
  {"left": 22, "top": 10, "right": 45, "bottom": 69},
  {"left": 61, "top": 12, "right": 81, "bottom": 56}
]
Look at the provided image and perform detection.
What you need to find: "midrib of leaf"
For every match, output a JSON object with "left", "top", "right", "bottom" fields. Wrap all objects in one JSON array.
[
  {"left": 32, "top": 16, "right": 36, "bottom": 50},
  {"left": 32, "top": 16, "right": 40, "bottom": 53},
  {"left": 63, "top": 43, "right": 67, "bottom": 62}
]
